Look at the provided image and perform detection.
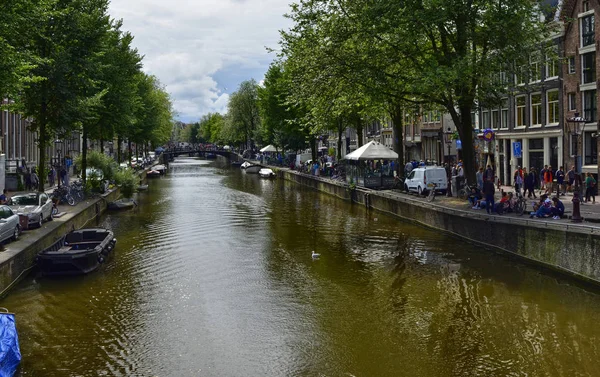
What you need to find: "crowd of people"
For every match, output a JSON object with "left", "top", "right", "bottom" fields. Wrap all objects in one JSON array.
[{"left": 462, "top": 163, "right": 599, "bottom": 220}]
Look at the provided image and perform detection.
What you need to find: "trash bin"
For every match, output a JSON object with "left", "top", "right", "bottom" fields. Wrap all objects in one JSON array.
[{"left": 18, "top": 215, "right": 28, "bottom": 231}]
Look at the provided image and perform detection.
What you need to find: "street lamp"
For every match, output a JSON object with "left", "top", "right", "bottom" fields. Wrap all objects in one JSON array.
[{"left": 566, "top": 113, "right": 587, "bottom": 223}]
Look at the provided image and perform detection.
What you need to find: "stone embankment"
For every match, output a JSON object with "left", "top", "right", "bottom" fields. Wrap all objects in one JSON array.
[
  {"left": 0, "top": 168, "right": 149, "bottom": 297},
  {"left": 282, "top": 169, "right": 600, "bottom": 286}
]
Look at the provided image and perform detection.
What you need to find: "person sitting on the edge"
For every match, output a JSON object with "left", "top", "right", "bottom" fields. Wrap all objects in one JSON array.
[
  {"left": 494, "top": 192, "right": 509, "bottom": 214},
  {"left": 551, "top": 197, "right": 565, "bottom": 220},
  {"left": 530, "top": 198, "right": 552, "bottom": 218},
  {"left": 468, "top": 188, "right": 481, "bottom": 209}
]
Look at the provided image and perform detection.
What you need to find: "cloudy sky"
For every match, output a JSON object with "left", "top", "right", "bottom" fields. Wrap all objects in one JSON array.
[{"left": 108, "top": 0, "right": 293, "bottom": 123}]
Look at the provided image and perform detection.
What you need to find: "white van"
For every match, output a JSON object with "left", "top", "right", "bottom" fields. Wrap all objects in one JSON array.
[{"left": 404, "top": 166, "right": 448, "bottom": 195}]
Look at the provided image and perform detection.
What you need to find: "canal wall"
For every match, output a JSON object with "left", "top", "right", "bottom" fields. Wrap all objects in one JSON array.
[
  {"left": 0, "top": 188, "right": 121, "bottom": 297},
  {"left": 283, "top": 170, "right": 600, "bottom": 285}
]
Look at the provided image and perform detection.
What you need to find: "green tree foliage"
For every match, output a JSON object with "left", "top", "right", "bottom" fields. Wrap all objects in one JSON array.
[
  {"left": 198, "top": 114, "right": 226, "bottom": 144},
  {"left": 281, "top": 0, "right": 551, "bottom": 181},
  {"left": 226, "top": 80, "right": 260, "bottom": 150},
  {"left": 0, "top": 0, "right": 41, "bottom": 99},
  {"left": 19, "top": 0, "right": 113, "bottom": 190},
  {"left": 257, "top": 62, "right": 305, "bottom": 152}
]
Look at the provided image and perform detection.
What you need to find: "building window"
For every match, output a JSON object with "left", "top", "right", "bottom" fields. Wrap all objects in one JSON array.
[
  {"left": 491, "top": 109, "right": 499, "bottom": 129},
  {"left": 516, "top": 96, "right": 526, "bottom": 127},
  {"left": 582, "top": 15, "right": 595, "bottom": 47},
  {"left": 531, "top": 94, "right": 542, "bottom": 126},
  {"left": 584, "top": 90, "right": 597, "bottom": 122},
  {"left": 585, "top": 131, "right": 598, "bottom": 165},
  {"left": 530, "top": 52, "right": 541, "bottom": 82},
  {"left": 481, "top": 110, "right": 489, "bottom": 128},
  {"left": 568, "top": 93, "right": 577, "bottom": 111},
  {"left": 583, "top": 0, "right": 590, "bottom": 12},
  {"left": 547, "top": 90, "right": 559, "bottom": 124},
  {"left": 515, "top": 67, "right": 526, "bottom": 86},
  {"left": 471, "top": 112, "right": 477, "bottom": 129},
  {"left": 568, "top": 56, "right": 576, "bottom": 74},
  {"left": 582, "top": 52, "right": 596, "bottom": 83},
  {"left": 501, "top": 99, "right": 509, "bottom": 129},
  {"left": 545, "top": 47, "right": 558, "bottom": 79}
]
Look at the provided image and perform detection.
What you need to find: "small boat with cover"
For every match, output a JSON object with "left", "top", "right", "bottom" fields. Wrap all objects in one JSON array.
[
  {"left": 37, "top": 228, "right": 117, "bottom": 276},
  {"left": 0, "top": 308, "right": 21, "bottom": 377},
  {"left": 107, "top": 198, "right": 137, "bottom": 210},
  {"left": 258, "top": 168, "right": 276, "bottom": 178}
]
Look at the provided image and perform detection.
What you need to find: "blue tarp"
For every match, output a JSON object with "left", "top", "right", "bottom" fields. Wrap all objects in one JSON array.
[{"left": 0, "top": 313, "right": 21, "bottom": 377}]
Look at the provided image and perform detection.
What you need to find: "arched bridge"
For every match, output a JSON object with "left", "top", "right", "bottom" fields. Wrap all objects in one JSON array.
[{"left": 162, "top": 148, "right": 243, "bottom": 162}]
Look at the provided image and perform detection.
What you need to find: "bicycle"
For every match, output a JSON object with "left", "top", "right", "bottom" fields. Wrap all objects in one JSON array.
[
  {"left": 458, "top": 183, "right": 481, "bottom": 200},
  {"left": 427, "top": 183, "right": 437, "bottom": 202},
  {"left": 51, "top": 185, "right": 75, "bottom": 206},
  {"left": 514, "top": 191, "right": 527, "bottom": 216}
]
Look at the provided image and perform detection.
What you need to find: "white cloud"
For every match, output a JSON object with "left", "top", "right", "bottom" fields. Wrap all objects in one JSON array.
[{"left": 108, "top": 0, "right": 291, "bottom": 122}]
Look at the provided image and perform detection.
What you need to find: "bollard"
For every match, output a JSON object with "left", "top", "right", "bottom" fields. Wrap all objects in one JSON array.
[{"left": 572, "top": 191, "right": 583, "bottom": 223}]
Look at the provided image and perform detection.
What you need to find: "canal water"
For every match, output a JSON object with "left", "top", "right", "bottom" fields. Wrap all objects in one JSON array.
[{"left": 4, "top": 157, "right": 600, "bottom": 376}]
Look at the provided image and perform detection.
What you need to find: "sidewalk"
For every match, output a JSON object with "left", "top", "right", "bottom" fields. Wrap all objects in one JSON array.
[{"left": 400, "top": 184, "right": 600, "bottom": 225}]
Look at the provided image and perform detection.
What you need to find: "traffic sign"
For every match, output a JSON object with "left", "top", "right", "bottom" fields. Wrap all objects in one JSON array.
[{"left": 512, "top": 142, "right": 522, "bottom": 158}]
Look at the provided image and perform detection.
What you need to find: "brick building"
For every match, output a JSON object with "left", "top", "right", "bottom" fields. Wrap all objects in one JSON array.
[{"left": 562, "top": 0, "right": 600, "bottom": 177}]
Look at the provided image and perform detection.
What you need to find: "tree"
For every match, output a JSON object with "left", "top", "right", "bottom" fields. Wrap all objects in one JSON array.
[
  {"left": 257, "top": 62, "right": 305, "bottom": 152},
  {"left": 19, "top": 0, "right": 113, "bottom": 190},
  {"left": 227, "top": 80, "right": 260, "bottom": 150},
  {"left": 281, "top": 0, "right": 551, "bottom": 182},
  {"left": 0, "top": 0, "right": 40, "bottom": 99}
]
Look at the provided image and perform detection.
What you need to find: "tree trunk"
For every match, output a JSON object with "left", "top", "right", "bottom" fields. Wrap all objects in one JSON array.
[
  {"left": 456, "top": 103, "right": 477, "bottom": 184},
  {"left": 37, "top": 102, "right": 47, "bottom": 192},
  {"left": 117, "top": 135, "right": 122, "bottom": 163},
  {"left": 128, "top": 139, "right": 132, "bottom": 163},
  {"left": 354, "top": 115, "right": 364, "bottom": 148},
  {"left": 337, "top": 118, "right": 344, "bottom": 161},
  {"left": 309, "top": 136, "right": 317, "bottom": 162},
  {"left": 82, "top": 128, "right": 88, "bottom": 184},
  {"left": 390, "top": 104, "right": 405, "bottom": 177}
]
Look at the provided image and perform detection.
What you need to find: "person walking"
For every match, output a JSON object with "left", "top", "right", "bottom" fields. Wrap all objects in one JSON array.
[
  {"left": 483, "top": 178, "right": 495, "bottom": 214},
  {"left": 556, "top": 166, "right": 565, "bottom": 196},
  {"left": 574, "top": 172, "right": 584, "bottom": 203},
  {"left": 567, "top": 166, "right": 576, "bottom": 193},
  {"left": 30, "top": 168, "right": 39, "bottom": 191},
  {"left": 585, "top": 172, "right": 596, "bottom": 203},
  {"left": 476, "top": 167, "right": 484, "bottom": 191},
  {"left": 543, "top": 166, "right": 554, "bottom": 195},
  {"left": 514, "top": 167, "right": 523, "bottom": 196}
]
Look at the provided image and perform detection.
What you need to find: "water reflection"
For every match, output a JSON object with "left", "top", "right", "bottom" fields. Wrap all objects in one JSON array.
[{"left": 2, "top": 156, "right": 600, "bottom": 376}]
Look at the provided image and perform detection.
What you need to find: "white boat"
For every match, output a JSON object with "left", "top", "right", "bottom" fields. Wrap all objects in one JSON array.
[
  {"left": 154, "top": 164, "right": 167, "bottom": 175},
  {"left": 258, "top": 168, "right": 276, "bottom": 178},
  {"left": 240, "top": 161, "right": 252, "bottom": 169},
  {"left": 245, "top": 165, "right": 261, "bottom": 174}
]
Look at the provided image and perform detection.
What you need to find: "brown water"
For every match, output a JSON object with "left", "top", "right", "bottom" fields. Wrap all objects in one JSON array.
[{"left": 4, "top": 157, "right": 600, "bottom": 376}]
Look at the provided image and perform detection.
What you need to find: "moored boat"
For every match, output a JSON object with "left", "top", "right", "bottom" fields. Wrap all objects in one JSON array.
[
  {"left": 37, "top": 228, "right": 117, "bottom": 276},
  {"left": 244, "top": 164, "right": 261, "bottom": 174},
  {"left": 0, "top": 309, "right": 21, "bottom": 376},
  {"left": 146, "top": 169, "right": 161, "bottom": 178},
  {"left": 154, "top": 164, "right": 167, "bottom": 174},
  {"left": 137, "top": 184, "right": 149, "bottom": 191},
  {"left": 258, "top": 168, "right": 276, "bottom": 178},
  {"left": 107, "top": 198, "right": 137, "bottom": 210},
  {"left": 240, "top": 161, "right": 252, "bottom": 169}
]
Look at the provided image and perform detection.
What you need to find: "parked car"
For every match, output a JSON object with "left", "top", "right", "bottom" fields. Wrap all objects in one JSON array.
[
  {"left": 8, "top": 192, "right": 53, "bottom": 228},
  {"left": 404, "top": 167, "right": 448, "bottom": 195},
  {"left": 0, "top": 205, "right": 21, "bottom": 243}
]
